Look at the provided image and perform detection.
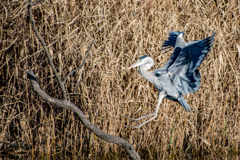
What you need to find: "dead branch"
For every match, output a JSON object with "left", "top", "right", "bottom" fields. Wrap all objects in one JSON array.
[
  {"left": 27, "top": 0, "right": 140, "bottom": 159},
  {"left": 26, "top": 70, "right": 140, "bottom": 160},
  {"left": 28, "top": 0, "right": 67, "bottom": 100}
]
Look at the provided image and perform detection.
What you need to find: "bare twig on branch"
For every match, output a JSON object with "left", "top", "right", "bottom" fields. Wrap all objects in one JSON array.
[
  {"left": 63, "top": 39, "right": 95, "bottom": 84},
  {"left": 28, "top": 0, "right": 67, "bottom": 100},
  {"left": 26, "top": 70, "right": 141, "bottom": 160}
]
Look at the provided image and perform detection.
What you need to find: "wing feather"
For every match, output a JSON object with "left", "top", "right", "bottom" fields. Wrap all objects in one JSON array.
[
  {"left": 168, "top": 32, "right": 216, "bottom": 94},
  {"left": 162, "top": 31, "right": 184, "bottom": 50},
  {"left": 161, "top": 31, "right": 186, "bottom": 69}
]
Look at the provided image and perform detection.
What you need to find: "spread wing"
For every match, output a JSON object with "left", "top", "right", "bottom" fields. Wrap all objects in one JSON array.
[
  {"left": 155, "top": 31, "right": 186, "bottom": 75},
  {"left": 168, "top": 32, "right": 216, "bottom": 95},
  {"left": 161, "top": 31, "right": 186, "bottom": 69},
  {"left": 162, "top": 31, "right": 185, "bottom": 50}
]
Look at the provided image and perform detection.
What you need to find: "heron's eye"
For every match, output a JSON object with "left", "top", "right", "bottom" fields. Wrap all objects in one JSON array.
[{"left": 139, "top": 60, "right": 142, "bottom": 62}]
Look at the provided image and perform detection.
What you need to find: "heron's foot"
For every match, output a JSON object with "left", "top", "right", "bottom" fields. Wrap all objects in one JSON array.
[
  {"left": 123, "top": 116, "right": 137, "bottom": 121},
  {"left": 124, "top": 112, "right": 158, "bottom": 128},
  {"left": 123, "top": 112, "right": 156, "bottom": 121},
  {"left": 124, "top": 125, "right": 143, "bottom": 131},
  {"left": 124, "top": 123, "right": 147, "bottom": 129}
]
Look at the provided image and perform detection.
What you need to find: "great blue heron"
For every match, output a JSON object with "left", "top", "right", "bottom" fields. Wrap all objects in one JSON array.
[{"left": 125, "top": 31, "right": 216, "bottom": 128}]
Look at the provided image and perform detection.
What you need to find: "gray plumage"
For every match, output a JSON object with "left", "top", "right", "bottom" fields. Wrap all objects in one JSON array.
[{"left": 125, "top": 31, "right": 216, "bottom": 128}]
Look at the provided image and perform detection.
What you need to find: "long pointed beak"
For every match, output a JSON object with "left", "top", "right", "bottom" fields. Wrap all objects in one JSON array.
[
  {"left": 124, "top": 62, "right": 139, "bottom": 70},
  {"left": 125, "top": 65, "right": 134, "bottom": 70}
]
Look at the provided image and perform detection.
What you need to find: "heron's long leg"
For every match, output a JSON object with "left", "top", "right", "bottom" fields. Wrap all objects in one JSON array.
[{"left": 125, "top": 91, "right": 166, "bottom": 128}]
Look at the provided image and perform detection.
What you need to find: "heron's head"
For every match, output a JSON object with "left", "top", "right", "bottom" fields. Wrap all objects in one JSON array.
[{"left": 126, "top": 55, "right": 154, "bottom": 70}]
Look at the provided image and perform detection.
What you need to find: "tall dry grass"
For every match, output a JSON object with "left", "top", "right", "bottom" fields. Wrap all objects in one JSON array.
[{"left": 0, "top": 0, "right": 239, "bottom": 159}]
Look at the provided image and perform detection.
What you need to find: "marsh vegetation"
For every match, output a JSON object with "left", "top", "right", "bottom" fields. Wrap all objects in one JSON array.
[{"left": 0, "top": 0, "right": 239, "bottom": 159}]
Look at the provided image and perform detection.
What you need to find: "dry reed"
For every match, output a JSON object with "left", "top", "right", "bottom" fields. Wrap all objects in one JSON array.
[{"left": 0, "top": 0, "right": 239, "bottom": 159}]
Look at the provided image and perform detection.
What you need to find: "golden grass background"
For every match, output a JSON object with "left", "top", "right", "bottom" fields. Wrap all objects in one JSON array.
[{"left": 0, "top": 0, "right": 239, "bottom": 158}]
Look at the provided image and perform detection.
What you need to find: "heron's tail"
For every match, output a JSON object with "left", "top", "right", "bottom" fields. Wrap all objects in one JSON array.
[{"left": 178, "top": 96, "right": 191, "bottom": 111}]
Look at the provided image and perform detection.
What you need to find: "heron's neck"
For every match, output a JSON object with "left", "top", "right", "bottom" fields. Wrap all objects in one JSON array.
[{"left": 139, "top": 65, "right": 155, "bottom": 83}]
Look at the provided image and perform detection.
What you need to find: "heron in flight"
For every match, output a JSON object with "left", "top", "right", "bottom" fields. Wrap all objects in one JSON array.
[{"left": 125, "top": 31, "right": 216, "bottom": 128}]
